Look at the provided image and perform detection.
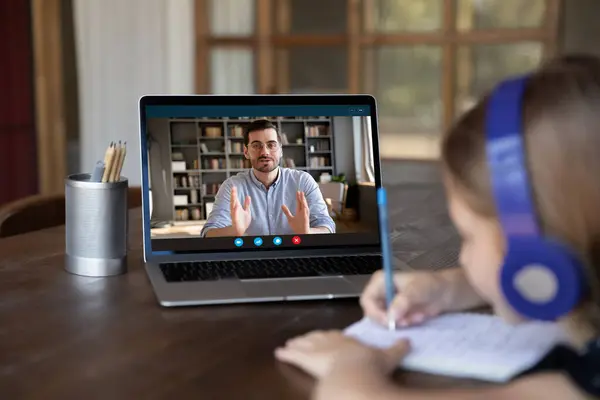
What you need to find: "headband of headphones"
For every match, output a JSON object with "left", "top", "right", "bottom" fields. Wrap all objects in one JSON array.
[
  {"left": 485, "top": 76, "right": 540, "bottom": 236},
  {"left": 485, "top": 76, "right": 586, "bottom": 321}
]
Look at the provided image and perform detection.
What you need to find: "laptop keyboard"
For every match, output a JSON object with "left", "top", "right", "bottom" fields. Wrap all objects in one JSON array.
[{"left": 159, "top": 255, "right": 382, "bottom": 282}]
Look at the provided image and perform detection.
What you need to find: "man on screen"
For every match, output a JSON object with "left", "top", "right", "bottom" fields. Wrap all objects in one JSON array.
[{"left": 200, "top": 119, "right": 335, "bottom": 238}]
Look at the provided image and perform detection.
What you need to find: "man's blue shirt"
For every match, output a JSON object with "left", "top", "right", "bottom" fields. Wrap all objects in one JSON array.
[{"left": 200, "top": 168, "right": 336, "bottom": 237}]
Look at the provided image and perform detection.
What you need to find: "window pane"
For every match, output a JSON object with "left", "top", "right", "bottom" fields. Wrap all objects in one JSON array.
[
  {"left": 455, "top": 43, "right": 543, "bottom": 114},
  {"left": 365, "top": 46, "right": 442, "bottom": 134},
  {"left": 366, "top": 0, "right": 442, "bottom": 32},
  {"left": 210, "top": 49, "right": 255, "bottom": 94},
  {"left": 284, "top": 0, "right": 347, "bottom": 34},
  {"left": 456, "top": 0, "right": 546, "bottom": 30},
  {"left": 287, "top": 47, "right": 347, "bottom": 93},
  {"left": 209, "top": 0, "right": 255, "bottom": 36}
]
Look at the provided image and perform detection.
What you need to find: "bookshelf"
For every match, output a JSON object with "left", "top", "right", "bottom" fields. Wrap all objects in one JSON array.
[{"left": 167, "top": 116, "right": 336, "bottom": 222}]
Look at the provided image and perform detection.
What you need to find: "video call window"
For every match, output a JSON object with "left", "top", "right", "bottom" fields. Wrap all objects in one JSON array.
[{"left": 144, "top": 108, "right": 379, "bottom": 253}]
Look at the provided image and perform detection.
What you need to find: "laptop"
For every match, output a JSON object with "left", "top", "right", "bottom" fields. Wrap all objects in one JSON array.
[{"left": 139, "top": 94, "right": 385, "bottom": 306}]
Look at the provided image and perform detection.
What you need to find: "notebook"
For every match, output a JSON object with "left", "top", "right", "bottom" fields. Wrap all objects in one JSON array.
[{"left": 344, "top": 312, "right": 569, "bottom": 383}]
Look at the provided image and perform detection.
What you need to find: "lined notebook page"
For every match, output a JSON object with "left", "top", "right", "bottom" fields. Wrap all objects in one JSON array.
[{"left": 344, "top": 313, "right": 568, "bottom": 383}]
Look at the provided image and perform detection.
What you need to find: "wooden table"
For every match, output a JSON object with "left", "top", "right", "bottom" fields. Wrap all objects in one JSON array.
[{"left": 0, "top": 183, "right": 487, "bottom": 399}]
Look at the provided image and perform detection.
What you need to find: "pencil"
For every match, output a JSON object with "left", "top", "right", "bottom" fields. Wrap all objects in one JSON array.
[
  {"left": 109, "top": 141, "right": 122, "bottom": 182},
  {"left": 115, "top": 141, "right": 127, "bottom": 182},
  {"left": 377, "top": 187, "right": 396, "bottom": 331},
  {"left": 101, "top": 142, "right": 116, "bottom": 183}
]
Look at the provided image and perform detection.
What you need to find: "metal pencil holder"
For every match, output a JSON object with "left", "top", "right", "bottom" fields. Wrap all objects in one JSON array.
[{"left": 65, "top": 173, "right": 128, "bottom": 277}]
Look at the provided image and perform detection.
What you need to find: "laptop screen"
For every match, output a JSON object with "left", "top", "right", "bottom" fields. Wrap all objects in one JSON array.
[{"left": 141, "top": 101, "right": 381, "bottom": 256}]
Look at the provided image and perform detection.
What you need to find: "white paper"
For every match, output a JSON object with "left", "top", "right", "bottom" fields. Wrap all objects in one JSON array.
[{"left": 344, "top": 313, "right": 569, "bottom": 383}]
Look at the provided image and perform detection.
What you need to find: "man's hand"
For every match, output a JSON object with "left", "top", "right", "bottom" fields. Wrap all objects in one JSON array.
[
  {"left": 282, "top": 191, "right": 310, "bottom": 235},
  {"left": 230, "top": 186, "right": 251, "bottom": 235}
]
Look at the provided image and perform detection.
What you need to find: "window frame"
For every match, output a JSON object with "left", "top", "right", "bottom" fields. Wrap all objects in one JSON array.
[{"left": 195, "top": 0, "right": 562, "bottom": 133}]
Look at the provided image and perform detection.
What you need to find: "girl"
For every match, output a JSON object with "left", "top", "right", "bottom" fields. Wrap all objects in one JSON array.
[{"left": 274, "top": 53, "right": 600, "bottom": 399}]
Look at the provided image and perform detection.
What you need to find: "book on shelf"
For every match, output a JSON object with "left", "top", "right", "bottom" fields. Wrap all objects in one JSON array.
[
  {"left": 201, "top": 183, "right": 221, "bottom": 196},
  {"left": 305, "top": 125, "right": 329, "bottom": 137},
  {"left": 203, "top": 126, "right": 223, "bottom": 138},
  {"left": 229, "top": 159, "right": 251, "bottom": 169},
  {"left": 229, "top": 125, "right": 244, "bottom": 137},
  {"left": 190, "top": 189, "right": 198, "bottom": 204},
  {"left": 204, "top": 158, "right": 226, "bottom": 170},
  {"left": 309, "top": 156, "right": 330, "bottom": 168},
  {"left": 175, "top": 207, "right": 203, "bottom": 221},
  {"left": 175, "top": 175, "right": 201, "bottom": 188},
  {"left": 176, "top": 208, "right": 189, "bottom": 221},
  {"left": 309, "top": 141, "right": 330, "bottom": 151},
  {"left": 228, "top": 141, "right": 244, "bottom": 153}
]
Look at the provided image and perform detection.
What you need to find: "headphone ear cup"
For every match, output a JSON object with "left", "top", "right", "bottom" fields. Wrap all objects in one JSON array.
[{"left": 501, "top": 237, "right": 585, "bottom": 321}]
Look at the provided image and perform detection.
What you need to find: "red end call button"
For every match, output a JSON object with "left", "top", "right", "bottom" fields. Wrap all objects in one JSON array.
[{"left": 292, "top": 236, "right": 301, "bottom": 245}]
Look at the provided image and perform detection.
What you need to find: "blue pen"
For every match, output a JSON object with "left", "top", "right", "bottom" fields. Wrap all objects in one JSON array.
[{"left": 377, "top": 187, "right": 396, "bottom": 331}]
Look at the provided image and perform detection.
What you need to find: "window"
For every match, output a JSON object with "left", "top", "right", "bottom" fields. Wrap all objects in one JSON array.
[{"left": 196, "top": 0, "right": 561, "bottom": 158}]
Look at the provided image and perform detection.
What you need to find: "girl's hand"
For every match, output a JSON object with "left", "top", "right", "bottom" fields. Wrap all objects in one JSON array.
[
  {"left": 360, "top": 267, "right": 486, "bottom": 328},
  {"left": 360, "top": 269, "right": 451, "bottom": 327},
  {"left": 274, "top": 330, "right": 410, "bottom": 380}
]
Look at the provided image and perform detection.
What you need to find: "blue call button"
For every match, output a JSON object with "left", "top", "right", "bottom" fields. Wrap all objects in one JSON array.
[
  {"left": 273, "top": 236, "right": 282, "bottom": 246},
  {"left": 253, "top": 237, "right": 263, "bottom": 246},
  {"left": 234, "top": 238, "right": 244, "bottom": 247}
]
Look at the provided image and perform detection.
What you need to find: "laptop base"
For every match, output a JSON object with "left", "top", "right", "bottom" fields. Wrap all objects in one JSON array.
[{"left": 145, "top": 262, "right": 372, "bottom": 307}]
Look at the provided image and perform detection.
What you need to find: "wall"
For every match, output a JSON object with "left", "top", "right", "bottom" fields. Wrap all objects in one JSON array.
[
  {"left": 332, "top": 117, "right": 357, "bottom": 184},
  {"left": 147, "top": 118, "right": 174, "bottom": 222},
  {"left": 73, "top": 0, "right": 195, "bottom": 186}
]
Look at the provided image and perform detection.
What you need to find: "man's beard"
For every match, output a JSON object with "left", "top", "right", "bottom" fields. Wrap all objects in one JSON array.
[{"left": 252, "top": 156, "right": 279, "bottom": 172}]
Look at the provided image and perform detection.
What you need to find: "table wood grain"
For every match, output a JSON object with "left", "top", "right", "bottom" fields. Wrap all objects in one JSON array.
[{"left": 0, "top": 183, "right": 490, "bottom": 399}]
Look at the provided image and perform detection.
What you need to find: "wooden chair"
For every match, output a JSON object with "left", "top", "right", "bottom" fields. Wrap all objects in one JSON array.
[{"left": 0, "top": 187, "right": 142, "bottom": 238}]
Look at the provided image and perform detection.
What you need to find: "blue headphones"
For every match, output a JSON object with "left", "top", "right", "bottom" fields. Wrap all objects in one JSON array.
[{"left": 486, "top": 76, "right": 587, "bottom": 321}]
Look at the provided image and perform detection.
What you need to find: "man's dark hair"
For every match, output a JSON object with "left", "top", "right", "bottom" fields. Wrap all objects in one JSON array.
[{"left": 244, "top": 119, "right": 281, "bottom": 146}]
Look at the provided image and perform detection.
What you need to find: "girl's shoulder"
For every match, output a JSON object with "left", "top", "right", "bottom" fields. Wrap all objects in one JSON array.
[{"left": 509, "top": 338, "right": 600, "bottom": 399}]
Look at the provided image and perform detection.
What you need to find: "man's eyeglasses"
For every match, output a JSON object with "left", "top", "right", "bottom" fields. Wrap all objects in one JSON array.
[{"left": 248, "top": 141, "right": 281, "bottom": 152}]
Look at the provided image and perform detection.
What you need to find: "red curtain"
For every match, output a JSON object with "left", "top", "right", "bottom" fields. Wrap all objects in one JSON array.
[{"left": 0, "top": 0, "right": 38, "bottom": 206}]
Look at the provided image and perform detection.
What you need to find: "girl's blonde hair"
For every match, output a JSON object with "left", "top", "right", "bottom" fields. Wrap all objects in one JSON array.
[{"left": 441, "top": 54, "right": 600, "bottom": 332}]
